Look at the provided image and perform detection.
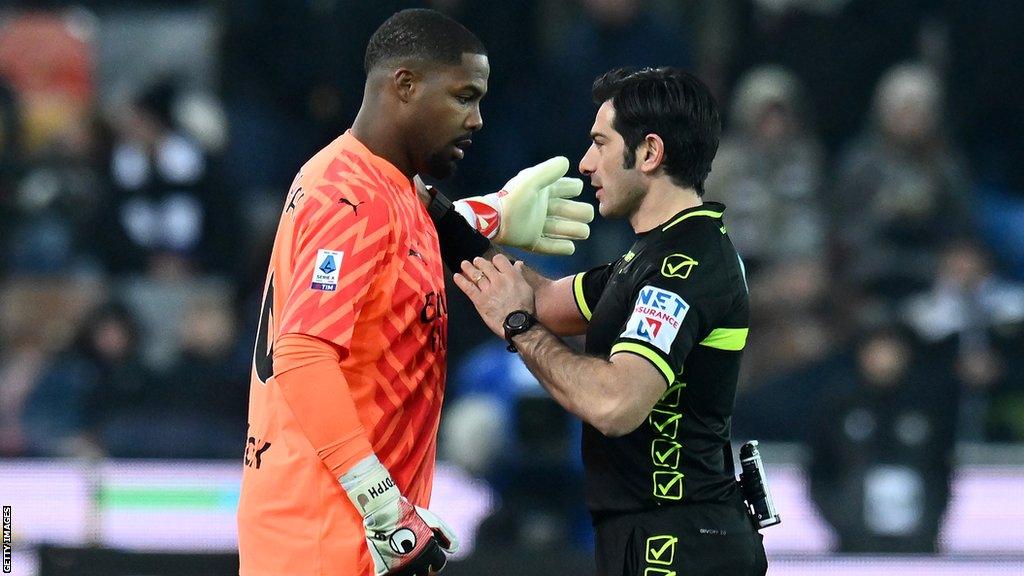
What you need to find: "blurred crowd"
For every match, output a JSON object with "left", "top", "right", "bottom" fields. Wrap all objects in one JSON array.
[{"left": 1, "top": 0, "right": 1023, "bottom": 556}]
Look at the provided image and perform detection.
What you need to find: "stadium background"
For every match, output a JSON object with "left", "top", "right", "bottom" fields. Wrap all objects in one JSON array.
[{"left": 0, "top": 0, "right": 1022, "bottom": 574}]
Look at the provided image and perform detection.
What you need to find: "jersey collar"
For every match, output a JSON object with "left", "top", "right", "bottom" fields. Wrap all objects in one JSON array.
[
  {"left": 660, "top": 201, "right": 726, "bottom": 232},
  {"left": 340, "top": 130, "right": 414, "bottom": 190}
]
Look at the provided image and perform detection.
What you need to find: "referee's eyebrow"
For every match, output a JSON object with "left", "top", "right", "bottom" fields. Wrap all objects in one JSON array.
[{"left": 590, "top": 131, "right": 607, "bottom": 141}]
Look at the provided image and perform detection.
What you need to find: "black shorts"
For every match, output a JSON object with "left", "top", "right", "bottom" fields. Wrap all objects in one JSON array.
[{"left": 593, "top": 498, "right": 767, "bottom": 576}]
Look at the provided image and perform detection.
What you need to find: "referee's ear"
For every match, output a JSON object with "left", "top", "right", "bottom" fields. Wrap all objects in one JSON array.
[{"left": 638, "top": 133, "right": 665, "bottom": 176}]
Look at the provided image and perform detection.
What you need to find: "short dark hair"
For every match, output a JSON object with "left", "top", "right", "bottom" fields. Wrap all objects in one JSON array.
[
  {"left": 364, "top": 9, "right": 487, "bottom": 74},
  {"left": 593, "top": 67, "right": 721, "bottom": 195}
]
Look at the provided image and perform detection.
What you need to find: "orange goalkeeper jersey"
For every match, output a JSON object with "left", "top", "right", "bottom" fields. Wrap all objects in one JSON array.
[{"left": 238, "top": 131, "right": 448, "bottom": 576}]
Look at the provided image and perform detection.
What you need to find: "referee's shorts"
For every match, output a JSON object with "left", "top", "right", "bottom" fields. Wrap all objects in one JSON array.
[{"left": 593, "top": 496, "right": 768, "bottom": 576}]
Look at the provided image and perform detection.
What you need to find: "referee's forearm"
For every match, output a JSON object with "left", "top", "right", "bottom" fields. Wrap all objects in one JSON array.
[{"left": 511, "top": 325, "right": 621, "bottom": 430}]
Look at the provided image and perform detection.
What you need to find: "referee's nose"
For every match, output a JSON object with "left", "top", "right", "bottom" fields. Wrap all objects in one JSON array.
[{"left": 579, "top": 143, "right": 597, "bottom": 178}]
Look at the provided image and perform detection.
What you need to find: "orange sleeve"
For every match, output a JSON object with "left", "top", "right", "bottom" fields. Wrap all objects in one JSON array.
[{"left": 274, "top": 332, "right": 374, "bottom": 476}]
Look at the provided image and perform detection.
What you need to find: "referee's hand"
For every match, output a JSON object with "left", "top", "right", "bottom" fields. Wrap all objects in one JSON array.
[{"left": 454, "top": 255, "right": 536, "bottom": 338}]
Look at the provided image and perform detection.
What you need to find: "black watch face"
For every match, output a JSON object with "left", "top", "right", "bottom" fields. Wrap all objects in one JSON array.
[{"left": 508, "top": 311, "right": 528, "bottom": 328}]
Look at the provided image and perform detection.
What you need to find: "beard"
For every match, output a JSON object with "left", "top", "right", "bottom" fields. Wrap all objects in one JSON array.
[
  {"left": 422, "top": 147, "right": 458, "bottom": 180},
  {"left": 601, "top": 185, "right": 645, "bottom": 220}
]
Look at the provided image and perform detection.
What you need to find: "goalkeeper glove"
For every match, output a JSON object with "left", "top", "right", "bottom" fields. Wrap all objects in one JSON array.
[
  {"left": 341, "top": 455, "right": 458, "bottom": 576},
  {"left": 453, "top": 157, "right": 595, "bottom": 255}
]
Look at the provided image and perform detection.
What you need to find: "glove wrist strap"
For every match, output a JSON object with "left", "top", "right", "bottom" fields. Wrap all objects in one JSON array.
[
  {"left": 339, "top": 454, "right": 400, "bottom": 519},
  {"left": 428, "top": 189, "right": 492, "bottom": 271}
]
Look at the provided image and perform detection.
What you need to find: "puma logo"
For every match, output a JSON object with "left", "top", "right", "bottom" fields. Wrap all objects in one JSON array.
[{"left": 338, "top": 198, "right": 364, "bottom": 214}]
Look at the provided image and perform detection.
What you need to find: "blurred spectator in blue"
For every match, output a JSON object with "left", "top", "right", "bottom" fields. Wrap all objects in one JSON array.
[
  {"left": 441, "top": 340, "right": 589, "bottom": 551},
  {"left": 542, "top": 0, "right": 693, "bottom": 263},
  {"left": 808, "top": 322, "right": 956, "bottom": 553},
  {"left": 945, "top": 0, "right": 1024, "bottom": 278},
  {"left": 902, "top": 239, "right": 1024, "bottom": 441},
  {"left": 833, "top": 63, "right": 972, "bottom": 302},
  {"left": 22, "top": 303, "right": 149, "bottom": 458},
  {"left": 97, "top": 79, "right": 232, "bottom": 279},
  {"left": 101, "top": 298, "right": 246, "bottom": 458},
  {"left": 705, "top": 64, "right": 825, "bottom": 277}
]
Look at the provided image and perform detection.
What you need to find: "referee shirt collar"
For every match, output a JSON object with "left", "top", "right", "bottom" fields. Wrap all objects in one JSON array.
[{"left": 659, "top": 201, "right": 727, "bottom": 232}]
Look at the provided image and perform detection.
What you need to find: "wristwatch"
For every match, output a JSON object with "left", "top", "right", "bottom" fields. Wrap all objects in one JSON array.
[{"left": 502, "top": 310, "right": 538, "bottom": 353}]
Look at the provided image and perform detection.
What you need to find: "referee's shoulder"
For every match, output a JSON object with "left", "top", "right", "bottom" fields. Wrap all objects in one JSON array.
[
  {"left": 652, "top": 220, "right": 739, "bottom": 287},
  {"left": 657, "top": 216, "right": 727, "bottom": 258}
]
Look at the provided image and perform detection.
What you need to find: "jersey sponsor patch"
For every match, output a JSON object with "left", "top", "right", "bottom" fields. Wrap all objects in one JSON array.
[
  {"left": 310, "top": 249, "right": 343, "bottom": 291},
  {"left": 621, "top": 285, "right": 689, "bottom": 353}
]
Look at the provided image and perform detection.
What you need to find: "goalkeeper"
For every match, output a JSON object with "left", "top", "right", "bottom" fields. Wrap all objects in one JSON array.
[{"left": 237, "top": 8, "right": 592, "bottom": 576}]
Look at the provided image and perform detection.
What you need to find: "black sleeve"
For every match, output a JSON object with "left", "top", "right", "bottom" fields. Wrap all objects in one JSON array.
[
  {"left": 609, "top": 252, "right": 743, "bottom": 386},
  {"left": 427, "top": 190, "right": 492, "bottom": 271},
  {"left": 571, "top": 262, "right": 613, "bottom": 322}
]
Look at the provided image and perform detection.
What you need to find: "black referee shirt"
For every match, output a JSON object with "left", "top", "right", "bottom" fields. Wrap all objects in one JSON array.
[{"left": 572, "top": 202, "right": 750, "bottom": 515}]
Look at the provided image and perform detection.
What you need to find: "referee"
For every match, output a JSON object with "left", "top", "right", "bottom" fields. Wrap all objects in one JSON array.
[{"left": 448, "top": 67, "right": 768, "bottom": 575}]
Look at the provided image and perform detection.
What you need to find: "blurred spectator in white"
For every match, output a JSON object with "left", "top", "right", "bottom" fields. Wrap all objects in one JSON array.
[
  {"left": 903, "top": 239, "right": 1024, "bottom": 440},
  {"left": 98, "top": 79, "right": 230, "bottom": 279},
  {"left": 833, "top": 62, "right": 972, "bottom": 301},
  {"left": 808, "top": 322, "right": 957, "bottom": 553},
  {"left": 730, "top": 0, "right": 938, "bottom": 153},
  {"left": 22, "top": 303, "right": 149, "bottom": 458},
  {"left": 706, "top": 64, "right": 825, "bottom": 277},
  {"left": 705, "top": 67, "right": 833, "bottom": 399}
]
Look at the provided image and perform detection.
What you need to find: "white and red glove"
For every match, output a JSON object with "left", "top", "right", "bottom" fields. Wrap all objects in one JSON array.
[
  {"left": 453, "top": 157, "right": 594, "bottom": 255},
  {"left": 341, "top": 455, "right": 458, "bottom": 576}
]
